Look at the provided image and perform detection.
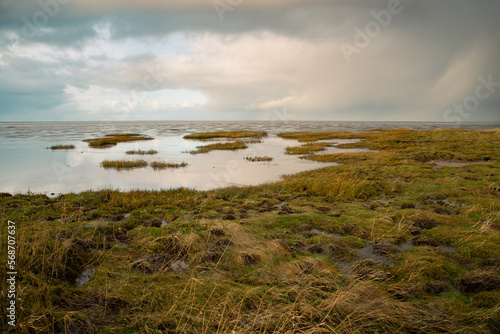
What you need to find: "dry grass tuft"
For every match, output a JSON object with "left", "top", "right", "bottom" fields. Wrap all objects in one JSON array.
[
  {"left": 244, "top": 156, "right": 274, "bottom": 162},
  {"left": 151, "top": 161, "right": 188, "bottom": 169},
  {"left": 101, "top": 159, "right": 148, "bottom": 170},
  {"left": 49, "top": 145, "right": 75, "bottom": 150},
  {"left": 126, "top": 149, "right": 158, "bottom": 155}
]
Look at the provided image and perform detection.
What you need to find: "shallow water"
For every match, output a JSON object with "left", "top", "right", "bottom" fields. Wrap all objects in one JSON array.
[{"left": 0, "top": 121, "right": 498, "bottom": 195}]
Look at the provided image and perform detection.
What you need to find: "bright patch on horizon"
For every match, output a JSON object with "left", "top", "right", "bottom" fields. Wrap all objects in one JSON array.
[{"left": 65, "top": 85, "right": 208, "bottom": 115}]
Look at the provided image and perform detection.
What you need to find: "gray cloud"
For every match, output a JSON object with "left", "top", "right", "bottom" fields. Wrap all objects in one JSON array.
[{"left": 0, "top": 0, "right": 499, "bottom": 121}]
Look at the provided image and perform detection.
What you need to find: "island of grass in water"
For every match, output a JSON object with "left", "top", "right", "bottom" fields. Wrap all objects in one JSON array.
[{"left": 1, "top": 128, "right": 499, "bottom": 333}]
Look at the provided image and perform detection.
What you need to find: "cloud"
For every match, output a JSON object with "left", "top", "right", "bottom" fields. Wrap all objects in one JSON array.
[{"left": 0, "top": 0, "right": 499, "bottom": 121}]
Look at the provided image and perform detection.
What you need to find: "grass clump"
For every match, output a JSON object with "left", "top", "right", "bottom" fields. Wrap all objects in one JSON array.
[
  {"left": 184, "top": 131, "right": 267, "bottom": 140},
  {"left": 101, "top": 159, "right": 148, "bottom": 170},
  {"left": 151, "top": 161, "right": 188, "bottom": 169},
  {"left": 48, "top": 144, "right": 75, "bottom": 150},
  {"left": 189, "top": 141, "right": 247, "bottom": 154},
  {"left": 126, "top": 149, "right": 158, "bottom": 155},
  {"left": 286, "top": 142, "right": 330, "bottom": 155},
  {"left": 84, "top": 133, "right": 153, "bottom": 148},
  {"left": 244, "top": 156, "right": 274, "bottom": 162}
]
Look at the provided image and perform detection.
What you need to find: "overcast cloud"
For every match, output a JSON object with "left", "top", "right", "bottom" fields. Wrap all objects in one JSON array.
[{"left": 0, "top": 0, "right": 499, "bottom": 122}]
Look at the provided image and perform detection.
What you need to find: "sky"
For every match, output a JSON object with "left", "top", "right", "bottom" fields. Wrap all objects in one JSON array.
[{"left": 0, "top": 0, "right": 499, "bottom": 122}]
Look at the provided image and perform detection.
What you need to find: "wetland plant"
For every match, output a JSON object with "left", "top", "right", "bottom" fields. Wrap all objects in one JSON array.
[{"left": 101, "top": 159, "right": 148, "bottom": 170}]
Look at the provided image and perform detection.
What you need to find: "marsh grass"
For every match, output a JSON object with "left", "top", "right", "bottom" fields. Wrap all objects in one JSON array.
[
  {"left": 301, "top": 151, "right": 378, "bottom": 163},
  {"left": 184, "top": 131, "right": 267, "bottom": 140},
  {"left": 1, "top": 129, "right": 500, "bottom": 333},
  {"left": 286, "top": 142, "right": 330, "bottom": 155},
  {"left": 189, "top": 141, "right": 248, "bottom": 154},
  {"left": 244, "top": 156, "right": 274, "bottom": 162},
  {"left": 84, "top": 133, "right": 153, "bottom": 148},
  {"left": 126, "top": 149, "right": 158, "bottom": 155},
  {"left": 48, "top": 144, "right": 75, "bottom": 150},
  {"left": 151, "top": 161, "right": 188, "bottom": 169},
  {"left": 101, "top": 159, "right": 148, "bottom": 170}
]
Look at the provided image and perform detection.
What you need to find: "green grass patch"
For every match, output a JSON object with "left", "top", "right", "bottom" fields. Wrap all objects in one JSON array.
[
  {"left": 84, "top": 133, "right": 153, "bottom": 148},
  {"left": 286, "top": 142, "right": 330, "bottom": 155},
  {"left": 189, "top": 141, "right": 248, "bottom": 154},
  {"left": 244, "top": 156, "right": 273, "bottom": 162},
  {"left": 126, "top": 149, "right": 158, "bottom": 155}
]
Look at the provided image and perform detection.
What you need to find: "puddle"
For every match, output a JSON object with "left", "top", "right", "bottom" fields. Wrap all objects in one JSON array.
[
  {"left": 354, "top": 244, "right": 395, "bottom": 266},
  {"left": 398, "top": 240, "right": 415, "bottom": 251},
  {"left": 310, "top": 228, "right": 342, "bottom": 238},
  {"left": 437, "top": 245, "right": 456, "bottom": 253},
  {"left": 440, "top": 199, "right": 464, "bottom": 207},
  {"left": 296, "top": 228, "right": 342, "bottom": 239},
  {"left": 337, "top": 241, "right": 414, "bottom": 271},
  {"left": 171, "top": 260, "right": 189, "bottom": 273},
  {"left": 75, "top": 267, "right": 96, "bottom": 287},
  {"left": 336, "top": 240, "right": 457, "bottom": 274},
  {"left": 373, "top": 196, "right": 403, "bottom": 204},
  {"left": 428, "top": 160, "right": 491, "bottom": 168}
]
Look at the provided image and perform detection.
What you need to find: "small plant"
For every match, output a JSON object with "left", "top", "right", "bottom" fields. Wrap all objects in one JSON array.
[
  {"left": 151, "top": 161, "right": 188, "bottom": 169},
  {"left": 48, "top": 145, "right": 75, "bottom": 150},
  {"left": 126, "top": 149, "right": 158, "bottom": 155},
  {"left": 101, "top": 159, "right": 148, "bottom": 170},
  {"left": 84, "top": 133, "right": 153, "bottom": 148},
  {"left": 244, "top": 156, "right": 273, "bottom": 162}
]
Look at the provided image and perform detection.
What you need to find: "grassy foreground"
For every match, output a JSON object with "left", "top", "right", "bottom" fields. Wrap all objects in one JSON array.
[{"left": 1, "top": 129, "right": 500, "bottom": 333}]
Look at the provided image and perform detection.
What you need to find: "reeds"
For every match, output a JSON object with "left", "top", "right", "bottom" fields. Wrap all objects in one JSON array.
[
  {"left": 189, "top": 141, "right": 248, "bottom": 154},
  {"left": 84, "top": 133, "right": 154, "bottom": 148},
  {"left": 48, "top": 144, "right": 75, "bottom": 150},
  {"left": 151, "top": 161, "right": 188, "bottom": 169},
  {"left": 101, "top": 159, "right": 148, "bottom": 170},
  {"left": 126, "top": 149, "right": 158, "bottom": 155},
  {"left": 244, "top": 156, "right": 274, "bottom": 162}
]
